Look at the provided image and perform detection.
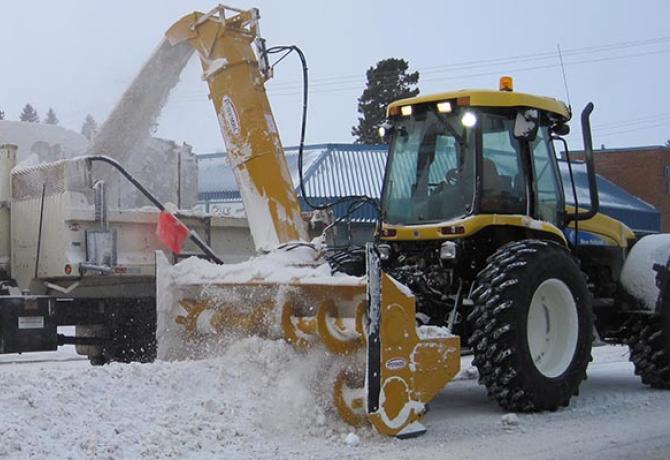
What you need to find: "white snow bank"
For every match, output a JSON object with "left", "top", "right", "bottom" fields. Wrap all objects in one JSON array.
[
  {"left": 620, "top": 234, "right": 670, "bottom": 309},
  {"left": 5, "top": 344, "right": 666, "bottom": 459},
  {"left": 0, "top": 336, "right": 362, "bottom": 459}
]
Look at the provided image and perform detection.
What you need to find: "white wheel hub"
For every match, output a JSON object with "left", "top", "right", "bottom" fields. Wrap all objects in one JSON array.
[{"left": 527, "top": 278, "right": 579, "bottom": 378}]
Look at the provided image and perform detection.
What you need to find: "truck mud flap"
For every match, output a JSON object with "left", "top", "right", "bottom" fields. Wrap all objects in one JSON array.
[{"left": 0, "top": 296, "right": 57, "bottom": 354}]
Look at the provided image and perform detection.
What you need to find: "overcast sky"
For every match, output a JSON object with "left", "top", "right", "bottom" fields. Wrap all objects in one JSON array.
[{"left": 1, "top": 1, "right": 669, "bottom": 154}]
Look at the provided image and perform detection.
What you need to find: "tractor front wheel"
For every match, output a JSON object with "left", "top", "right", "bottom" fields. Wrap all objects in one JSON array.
[{"left": 468, "top": 239, "right": 593, "bottom": 411}]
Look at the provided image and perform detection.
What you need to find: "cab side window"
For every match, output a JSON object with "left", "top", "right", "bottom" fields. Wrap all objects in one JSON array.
[
  {"left": 531, "top": 126, "right": 563, "bottom": 225},
  {"left": 480, "top": 114, "right": 527, "bottom": 214}
]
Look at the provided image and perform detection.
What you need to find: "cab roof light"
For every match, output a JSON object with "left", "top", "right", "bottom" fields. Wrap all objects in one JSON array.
[
  {"left": 388, "top": 106, "right": 400, "bottom": 117},
  {"left": 436, "top": 101, "right": 452, "bottom": 113},
  {"left": 499, "top": 75, "right": 514, "bottom": 92},
  {"left": 456, "top": 96, "right": 470, "bottom": 106},
  {"left": 400, "top": 105, "right": 413, "bottom": 117}
]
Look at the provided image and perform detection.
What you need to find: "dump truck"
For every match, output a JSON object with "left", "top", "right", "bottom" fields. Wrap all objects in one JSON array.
[
  {"left": 0, "top": 147, "right": 254, "bottom": 364},
  {"left": 153, "top": 5, "right": 670, "bottom": 437}
]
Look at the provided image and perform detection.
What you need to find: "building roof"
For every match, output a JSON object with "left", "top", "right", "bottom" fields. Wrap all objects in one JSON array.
[
  {"left": 197, "top": 143, "right": 660, "bottom": 231},
  {"left": 571, "top": 145, "right": 670, "bottom": 155},
  {"left": 198, "top": 144, "right": 331, "bottom": 199}
]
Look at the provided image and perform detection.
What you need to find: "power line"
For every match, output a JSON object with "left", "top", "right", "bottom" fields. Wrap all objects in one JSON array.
[
  {"left": 164, "top": 41, "right": 670, "bottom": 102},
  {"left": 594, "top": 113, "right": 670, "bottom": 131},
  {"left": 265, "top": 35, "right": 670, "bottom": 90},
  {"left": 594, "top": 120, "right": 670, "bottom": 138}
]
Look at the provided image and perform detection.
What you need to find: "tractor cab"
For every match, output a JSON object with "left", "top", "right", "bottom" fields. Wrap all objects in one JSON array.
[{"left": 380, "top": 77, "right": 574, "bottom": 234}]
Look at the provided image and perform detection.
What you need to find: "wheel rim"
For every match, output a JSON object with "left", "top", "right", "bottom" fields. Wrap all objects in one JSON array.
[{"left": 527, "top": 278, "right": 579, "bottom": 378}]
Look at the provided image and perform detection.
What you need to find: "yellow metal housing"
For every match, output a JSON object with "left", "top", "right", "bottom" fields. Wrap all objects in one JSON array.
[
  {"left": 382, "top": 214, "right": 568, "bottom": 245},
  {"left": 566, "top": 206, "right": 636, "bottom": 247},
  {"left": 388, "top": 89, "right": 570, "bottom": 121},
  {"left": 367, "top": 273, "right": 460, "bottom": 436},
  {"left": 166, "top": 7, "right": 307, "bottom": 251}
]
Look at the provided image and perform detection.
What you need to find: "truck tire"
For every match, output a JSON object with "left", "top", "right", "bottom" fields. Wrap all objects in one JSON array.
[
  {"left": 626, "top": 315, "right": 670, "bottom": 388},
  {"left": 89, "top": 299, "right": 157, "bottom": 365},
  {"left": 106, "top": 310, "right": 157, "bottom": 363},
  {"left": 468, "top": 239, "right": 593, "bottom": 411}
]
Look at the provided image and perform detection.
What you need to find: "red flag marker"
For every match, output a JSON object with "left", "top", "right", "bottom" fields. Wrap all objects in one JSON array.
[{"left": 156, "top": 211, "right": 190, "bottom": 254}]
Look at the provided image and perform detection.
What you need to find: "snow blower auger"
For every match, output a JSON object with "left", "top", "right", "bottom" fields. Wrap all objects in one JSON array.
[{"left": 156, "top": 5, "right": 461, "bottom": 438}]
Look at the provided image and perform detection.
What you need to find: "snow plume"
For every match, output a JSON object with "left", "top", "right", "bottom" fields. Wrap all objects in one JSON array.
[{"left": 86, "top": 39, "right": 194, "bottom": 206}]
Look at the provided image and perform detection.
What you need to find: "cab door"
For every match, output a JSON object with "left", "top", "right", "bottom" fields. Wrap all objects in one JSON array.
[{"left": 529, "top": 125, "right": 565, "bottom": 227}]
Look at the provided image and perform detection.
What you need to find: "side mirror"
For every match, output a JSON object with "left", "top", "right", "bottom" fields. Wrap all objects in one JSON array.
[
  {"left": 513, "top": 109, "right": 539, "bottom": 141},
  {"left": 378, "top": 122, "right": 406, "bottom": 143},
  {"left": 552, "top": 123, "right": 570, "bottom": 136},
  {"left": 377, "top": 122, "right": 393, "bottom": 142}
]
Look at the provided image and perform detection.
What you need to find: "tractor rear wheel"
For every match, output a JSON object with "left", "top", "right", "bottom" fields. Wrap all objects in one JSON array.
[
  {"left": 626, "top": 314, "right": 670, "bottom": 388},
  {"left": 468, "top": 239, "right": 593, "bottom": 411}
]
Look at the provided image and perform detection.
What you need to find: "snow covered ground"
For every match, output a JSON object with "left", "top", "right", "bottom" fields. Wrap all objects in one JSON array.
[{"left": 1, "top": 343, "right": 669, "bottom": 459}]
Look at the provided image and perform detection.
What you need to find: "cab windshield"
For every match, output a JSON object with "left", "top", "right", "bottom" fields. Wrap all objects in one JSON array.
[{"left": 382, "top": 107, "right": 476, "bottom": 224}]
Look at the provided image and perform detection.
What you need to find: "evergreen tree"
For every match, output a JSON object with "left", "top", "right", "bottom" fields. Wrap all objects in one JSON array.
[
  {"left": 81, "top": 114, "right": 98, "bottom": 140},
  {"left": 351, "top": 58, "right": 419, "bottom": 144},
  {"left": 44, "top": 108, "right": 59, "bottom": 125},
  {"left": 0, "top": 106, "right": 4, "bottom": 120},
  {"left": 19, "top": 104, "right": 39, "bottom": 123}
]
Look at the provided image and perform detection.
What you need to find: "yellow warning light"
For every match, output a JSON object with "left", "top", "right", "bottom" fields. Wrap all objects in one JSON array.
[
  {"left": 400, "top": 105, "right": 413, "bottom": 117},
  {"left": 499, "top": 76, "right": 514, "bottom": 92}
]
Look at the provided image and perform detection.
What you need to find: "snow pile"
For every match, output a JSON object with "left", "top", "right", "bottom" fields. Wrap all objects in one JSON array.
[
  {"left": 5, "top": 344, "right": 669, "bottom": 458},
  {"left": 620, "top": 234, "right": 670, "bottom": 309},
  {"left": 0, "top": 337, "right": 360, "bottom": 459},
  {"left": 168, "top": 242, "right": 345, "bottom": 286}
]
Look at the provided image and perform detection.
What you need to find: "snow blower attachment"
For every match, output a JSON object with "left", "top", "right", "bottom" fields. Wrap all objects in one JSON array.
[
  {"left": 159, "top": 244, "right": 460, "bottom": 437},
  {"left": 158, "top": 5, "right": 461, "bottom": 437}
]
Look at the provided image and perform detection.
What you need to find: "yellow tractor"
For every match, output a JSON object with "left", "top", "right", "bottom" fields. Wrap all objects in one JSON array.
[
  {"left": 157, "top": 5, "right": 670, "bottom": 437},
  {"left": 377, "top": 77, "right": 670, "bottom": 411}
]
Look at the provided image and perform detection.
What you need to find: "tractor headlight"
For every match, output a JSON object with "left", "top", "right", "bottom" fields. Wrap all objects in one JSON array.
[
  {"left": 440, "top": 241, "right": 457, "bottom": 261},
  {"left": 461, "top": 111, "right": 477, "bottom": 128},
  {"left": 377, "top": 244, "right": 392, "bottom": 261}
]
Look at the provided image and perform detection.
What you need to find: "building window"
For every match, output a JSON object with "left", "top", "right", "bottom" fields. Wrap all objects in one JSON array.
[
  {"left": 667, "top": 181, "right": 670, "bottom": 194},
  {"left": 665, "top": 165, "right": 670, "bottom": 177}
]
